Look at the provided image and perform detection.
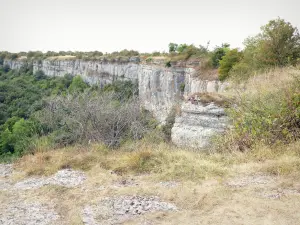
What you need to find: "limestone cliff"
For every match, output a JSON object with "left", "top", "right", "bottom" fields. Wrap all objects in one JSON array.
[
  {"left": 4, "top": 58, "right": 229, "bottom": 148},
  {"left": 4, "top": 58, "right": 226, "bottom": 122}
]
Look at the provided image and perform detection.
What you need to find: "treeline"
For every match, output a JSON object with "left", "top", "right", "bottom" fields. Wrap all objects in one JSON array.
[{"left": 0, "top": 49, "right": 140, "bottom": 61}]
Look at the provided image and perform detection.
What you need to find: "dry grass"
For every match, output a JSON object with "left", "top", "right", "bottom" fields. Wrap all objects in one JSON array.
[
  {"left": 4, "top": 138, "right": 300, "bottom": 224},
  {"left": 188, "top": 92, "right": 231, "bottom": 107},
  {"left": 8, "top": 140, "right": 300, "bottom": 224},
  {"left": 47, "top": 55, "right": 76, "bottom": 61},
  {"left": 226, "top": 67, "right": 300, "bottom": 98}
]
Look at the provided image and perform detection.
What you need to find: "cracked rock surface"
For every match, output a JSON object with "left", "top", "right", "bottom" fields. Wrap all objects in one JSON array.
[
  {"left": 0, "top": 201, "right": 60, "bottom": 225},
  {"left": 81, "top": 195, "right": 177, "bottom": 225},
  {"left": 13, "top": 169, "right": 86, "bottom": 190}
]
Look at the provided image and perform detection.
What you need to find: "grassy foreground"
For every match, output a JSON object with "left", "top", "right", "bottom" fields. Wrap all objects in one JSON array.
[{"left": 2, "top": 67, "right": 300, "bottom": 224}]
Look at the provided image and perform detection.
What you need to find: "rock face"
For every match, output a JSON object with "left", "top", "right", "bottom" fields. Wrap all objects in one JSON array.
[
  {"left": 4, "top": 58, "right": 227, "bottom": 123},
  {"left": 4, "top": 58, "right": 229, "bottom": 147},
  {"left": 138, "top": 64, "right": 187, "bottom": 121},
  {"left": 171, "top": 102, "right": 228, "bottom": 149}
]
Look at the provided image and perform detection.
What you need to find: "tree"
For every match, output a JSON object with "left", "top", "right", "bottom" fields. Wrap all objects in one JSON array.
[
  {"left": 211, "top": 43, "right": 230, "bottom": 68},
  {"left": 68, "top": 75, "right": 88, "bottom": 93},
  {"left": 218, "top": 49, "right": 242, "bottom": 81},
  {"left": 168, "top": 43, "right": 178, "bottom": 53},
  {"left": 257, "top": 18, "right": 300, "bottom": 66},
  {"left": 177, "top": 44, "right": 188, "bottom": 53}
]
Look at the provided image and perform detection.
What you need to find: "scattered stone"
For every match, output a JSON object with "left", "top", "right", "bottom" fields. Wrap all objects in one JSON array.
[
  {"left": 81, "top": 195, "right": 177, "bottom": 225},
  {"left": 0, "top": 179, "right": 13, "bottom": 191},
  {"left": 49, "top": 169, "right": 86, "bottom": 187},
  {"left": 226, "top": 174, "right": 276, "bottom": 188},
  {"left": 112, "top": 178, "right": 139, "bottom": 188},
  {"left": 14, "top": 177, "right": 51, "bottom": 190},
  {"left": 158, "top": 181, "right": 178, "bottom": 188},
  {"left": 13, "top": 169, "right": 86, "bottom": 190},
  {"left": 258, "top": 188, "right": 300, "bottom": 199},
  {"left": 0, "top": 164, "right": 13, "bottom": 177},
  {"left": 258, "top": 190, "right": 283, "bottom": 200},
  {"left": 0, "top": 201, "right": 59, "bottom": 225}
]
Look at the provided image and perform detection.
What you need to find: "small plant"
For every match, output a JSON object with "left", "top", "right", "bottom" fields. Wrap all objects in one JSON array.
[{"left": 180, "top": 83, "right": 185, "bottom": 92}]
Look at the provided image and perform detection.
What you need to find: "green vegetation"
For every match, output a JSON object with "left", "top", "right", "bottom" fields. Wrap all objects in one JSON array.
[
  {"left": 0, "top": 65, "right": 80, "bottom": 158},
  {"left": 218, "top": 49, "right": 242, "bottom": 81},
  {"left": 221, "top": 18, "right": 300, "bottom": 81},
  {"left": 218, "top": 68, "right": 300, "bottom": 151},
  {"left": 0, "top": 63, "right": 154, "bottom": 161},
  {"left": 1, "top": 17, "right": 300, "bottom": 165}
]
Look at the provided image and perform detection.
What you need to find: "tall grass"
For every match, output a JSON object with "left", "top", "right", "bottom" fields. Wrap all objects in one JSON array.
[{"left": 217, "top": 67, "right": 300, "bottom": 152}]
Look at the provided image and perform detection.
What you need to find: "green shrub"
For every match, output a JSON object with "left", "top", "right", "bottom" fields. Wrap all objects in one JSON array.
[
  {"left": 211, "top": 43, "right": 230, "bottom": 68},
  {"left": 161, "top": 108, "right": 176, "bottom": 141},
  {"left": 68, "top": 75, "right": 88, "bottom": 93},
  {"left": 218, "top": 49, "right": 242, "bottom": 81},
  {"left": 225, "top": 76, "right": 300, "bottom": 150}
]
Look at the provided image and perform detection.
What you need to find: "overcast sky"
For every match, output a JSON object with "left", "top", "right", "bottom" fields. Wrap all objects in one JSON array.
[{"left": 0, "top": 0, "right": 299, "bottom": 53}]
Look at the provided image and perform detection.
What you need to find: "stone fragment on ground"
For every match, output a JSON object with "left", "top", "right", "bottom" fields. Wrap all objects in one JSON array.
[
  {"left": 158, "top": 181, "right": 178, "bottom": 188},
  {"left": 0, "top": 201, "right": 59, "bottom": 225},
  {"left": 3, "top": 169, "right": 87, "bottom": 190},
  {"left": 258, "top": 188, "right": 300, "bottom": 199},
  {"left": 0, "top": 164, "right": 13, "bottom": 177},
  {"left": 49, "top": 169, "right": 86, "bottom": 187},
  {"left": 81, "top": 195, "right": 177, "bottom": 225},
  {"left": 226, "top": 174, "right": 276, "bottom": 188}
]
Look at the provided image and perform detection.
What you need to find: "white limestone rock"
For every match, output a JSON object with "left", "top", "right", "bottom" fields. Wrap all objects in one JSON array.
[{"left": 171, "top": 102, "right": 228, "bottom": 149}]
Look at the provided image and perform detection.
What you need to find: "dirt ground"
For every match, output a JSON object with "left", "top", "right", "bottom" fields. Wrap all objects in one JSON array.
[{"left": 1, "top": 154, "right": 300, "bottom": 225}]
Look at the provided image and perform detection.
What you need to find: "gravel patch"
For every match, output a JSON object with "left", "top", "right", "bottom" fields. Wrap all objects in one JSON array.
[
  {"left": 14, "top": 177, "right": 51, "bottom": 190},
  {"left": 0, "top": 164, "right": 13, "bottom": 177},
  {"left": 81, "top": 195, "right": 177, "bottom": 225},
  {"left": 226, "top": 174, "right": 276, "bottom": 188},
  {"left": 0, "top": 201, "right": 59, "bottom": 225},
  {"left": 13, "top": 169, "right": 86, "bottom": 190},
  {"left": 0, "top": 179, "right": 13, "bottom": 191},
  {"left": 158, "top": 181, "right": 178, "bottom": 188},
  {"left": 112, "top": 178, "right": 139, "bottom": 188},
  {"left": 49, "top": 169, "right": 86, "bottom": 187},
  {"left": 258, "top": 188, "right": 300, "bottom": 199}
]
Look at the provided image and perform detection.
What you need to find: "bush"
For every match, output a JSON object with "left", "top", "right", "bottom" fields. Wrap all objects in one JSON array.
[
  {"left": 211, "top": 43, "right": 230, "bottom": 68},
  {"left": 35, "top": 91, "right": 154, "bottom": 147},
  {"left": 161, "top": 108, "right": 176, "bottom": 141},
  {"left": 218, "top": 49, "right": 242, "bottom": 81},
  {"left": 223, "top": 74, "right": 300, "bottom": 151},
  {"left": 68, "top": 75, "right": 88, "bottom": 93}
]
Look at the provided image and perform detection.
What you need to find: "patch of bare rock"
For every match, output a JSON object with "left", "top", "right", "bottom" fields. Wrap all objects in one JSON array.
[
  {"left": 226, "top": 174, "right": 276, "bottom": 188},
  {"left": 13, "top": 169, "right": 86, "bottom": 190},
  {"left": 0, "top": 164, "right": 13, "bottom": 177},
  {"left": 81, "top": 195, "right": 177, "bottom": 225},
  {"left": 0, "top": 201, "right": 59, "bottom": 225},
  {"left": 258, "top": 188, "right": 300, "bottom": 199}
]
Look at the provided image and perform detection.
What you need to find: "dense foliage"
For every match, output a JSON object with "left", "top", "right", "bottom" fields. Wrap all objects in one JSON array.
[
  {"left": 222, "top": 18, "right": 300, "bottom": 81},
  {"left": 0, "top": 65, "right": 153, "bottom": 161}
]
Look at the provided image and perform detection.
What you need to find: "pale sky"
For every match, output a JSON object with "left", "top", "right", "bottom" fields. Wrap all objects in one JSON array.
[{"left": 0, "top": 0, "right": 299, "bottom": 53}]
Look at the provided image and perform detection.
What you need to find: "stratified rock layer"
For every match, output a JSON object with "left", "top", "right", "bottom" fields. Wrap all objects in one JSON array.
[{"left": 171, "top": 102, "right": 228, "bottom": 148}]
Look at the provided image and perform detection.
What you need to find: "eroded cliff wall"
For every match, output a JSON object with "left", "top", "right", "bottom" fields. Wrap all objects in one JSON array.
[{"left": 4, "top": 58, "right": 227, "bottom": 124}]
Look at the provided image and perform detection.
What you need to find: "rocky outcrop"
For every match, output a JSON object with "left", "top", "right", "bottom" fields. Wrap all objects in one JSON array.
[
  {"left": 4, "top": 58, "right": 227, "bottom": 123},
  {"left": 138, "top": 65, "right": 186, "bottom": 121},
  {"left": 171, "top": 102, "right": 228, "bottom": 149},
  {"left": 33, "top": 59, "right": 139, "bottom": 86}
]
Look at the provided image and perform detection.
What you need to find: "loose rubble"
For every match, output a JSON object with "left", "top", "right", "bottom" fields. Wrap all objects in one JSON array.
[
  {"left": 158, "top": 181, "right": 178, "bottom": 188},
  {"left": 81, "top": 195, "right": 177, "bottom": 225},
  {"left": 226, "top": 174, "right": 276, "bottom": 188},
  {"left": 0, "top": 201, "right": 59, "bottom": 225},
  {"left": 258, "top": 188, "right": 300, "bottom": 199},
  {"left": 0, "top": 164, "right": 13, "bottom": 177},
  {"left": 13, "top": 169, "right": 86, "bottom": 190}
]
